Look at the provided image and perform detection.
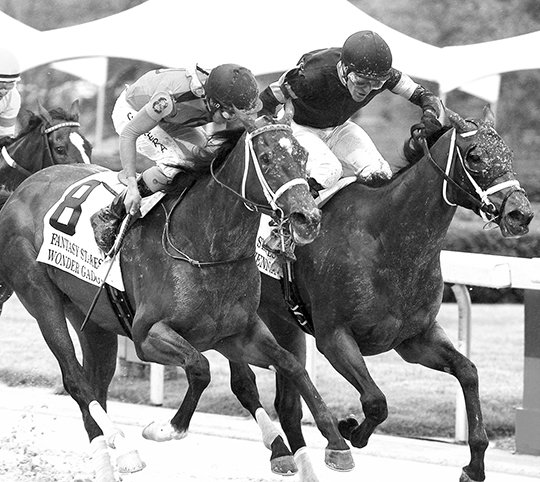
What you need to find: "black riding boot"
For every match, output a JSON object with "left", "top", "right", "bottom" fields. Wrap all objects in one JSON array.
[
  {"left": 90, "top": 177, "right": 153, "bottom": 254},
  {"left": 90, "top": 191, "right": 127, "bottom": 254}
]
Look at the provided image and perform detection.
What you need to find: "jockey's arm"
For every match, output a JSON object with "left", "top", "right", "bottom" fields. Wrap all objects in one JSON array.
[
  {"left": 390, "top": 72, "right": 443, "bottom": 134},
  {"left": 0, "top": 117, "right": 16, "bottom": 139},
  {"left": 259, "top": 70, "right": 296, "bottom": 116}
]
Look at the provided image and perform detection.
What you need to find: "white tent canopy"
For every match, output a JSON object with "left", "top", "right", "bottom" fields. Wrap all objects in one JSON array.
[{"left": 2, "top": 0, "right": 539, "bottom": 101}]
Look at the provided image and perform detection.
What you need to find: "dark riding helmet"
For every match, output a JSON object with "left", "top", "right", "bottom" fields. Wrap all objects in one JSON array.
[
  {"left": 205, "top": 63, "right": 260, "bottom": 113},
  {"left": 341, "top": 31, "right": 392, "bottom": 81}
]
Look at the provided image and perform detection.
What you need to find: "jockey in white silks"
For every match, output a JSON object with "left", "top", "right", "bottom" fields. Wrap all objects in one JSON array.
[
  {"left": 0, "top": 47, "right": 21, "bottom": 142},
  {"left": 259, "top": 30, "right": 444, "bottom": 194}
]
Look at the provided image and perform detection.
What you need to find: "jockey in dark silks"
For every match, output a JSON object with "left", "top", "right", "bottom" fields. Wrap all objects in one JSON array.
[
  {"left": 92, "top": 63, "right": 262, "bottom": 254},
  {"left": 259, "top": 30, "right": 443, "bottom": 193}
]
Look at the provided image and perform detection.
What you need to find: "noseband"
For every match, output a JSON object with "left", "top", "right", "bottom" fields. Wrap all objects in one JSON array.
[{"left": 420, "top": 129, "right": 522, "bottom": 222}]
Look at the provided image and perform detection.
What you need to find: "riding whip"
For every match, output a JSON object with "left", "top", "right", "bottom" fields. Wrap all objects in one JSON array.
[{"left": 81, "top": 213, "right": 133, "bottom": 332}]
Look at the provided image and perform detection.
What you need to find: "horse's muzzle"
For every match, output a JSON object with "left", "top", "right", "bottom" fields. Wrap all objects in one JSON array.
[
  {"left": 499, "top": 190, "right": 534, "bottom": 238},
  {"left": 289, "top": 208, "right": 322, "bottom": 245}
]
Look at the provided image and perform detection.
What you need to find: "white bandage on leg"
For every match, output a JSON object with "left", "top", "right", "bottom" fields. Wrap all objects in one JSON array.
[
  {"left": 255, "top": 408, "right": 282, "bottom": 449},
  {"left": 89, "top": 435, "right": 115, "bottom": 481}
]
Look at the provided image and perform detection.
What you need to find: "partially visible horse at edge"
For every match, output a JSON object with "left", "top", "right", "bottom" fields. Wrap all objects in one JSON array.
[
  {"left": 0, "top": 110, "right": 355, "bottom": 481},
  {"left": 0, "top": 99, "right": 92, "bottom": 210},
  {"left": 231, "top": 106, "right": 534, "bottom": 482}
]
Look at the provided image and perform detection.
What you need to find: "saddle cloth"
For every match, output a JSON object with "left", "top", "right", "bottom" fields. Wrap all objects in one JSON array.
[
  {"left": 36, "top": 171, "right": 163, "bottom": 291},
  {"left": 255, "top": 176, "right": 356, "bottom": 279}
]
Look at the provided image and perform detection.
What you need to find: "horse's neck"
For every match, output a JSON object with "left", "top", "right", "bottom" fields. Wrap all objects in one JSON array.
[{"left": 169, "top": 145, "right": 259, "bottom": 261}]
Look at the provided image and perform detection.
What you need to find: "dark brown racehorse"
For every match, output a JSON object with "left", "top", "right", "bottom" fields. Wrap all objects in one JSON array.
[
  {"left": 0, "top": 99, "right": 92, "bottom": 209},
  {"left": 232, "top": 107, "right": 534, "bottom": 482},
  {"left": 0, "top": 112, "right": 354, "bottom": 481}
]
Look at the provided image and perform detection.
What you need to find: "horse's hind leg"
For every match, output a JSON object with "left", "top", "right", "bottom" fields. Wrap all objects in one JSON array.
[
  {"left": 134, "top": 321, "right": 211, "bottom": 441},
  {"left": 395, "top": 321, "right": 488, "bottom": 482},
  {"left": 229, "top": 361, "right": 297, "bottom": 475},
  {"left": 220, "top": 318, "right": 354, "bottom": 473},
  {"left": 66, "top": 304, "right": 144, "bottom": 474}
]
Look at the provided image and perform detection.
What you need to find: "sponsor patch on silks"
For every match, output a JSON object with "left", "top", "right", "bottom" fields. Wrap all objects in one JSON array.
[
  {"left": 37, "top": 172, "right": 126, "bottom": 290},
  {"left": 149, "top": 91, "right": 173, "bottom": 116},
  {"left": 255, "top": 215, "right": 283, "bottom": 279}
]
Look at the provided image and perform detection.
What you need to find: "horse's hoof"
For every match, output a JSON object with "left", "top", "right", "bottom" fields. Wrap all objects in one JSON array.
[
  {"left": 324, "top": 448, "right": 355, "bottom": 472},
  {"left": 117, "top": 449, "right": 146, "bottom": 473},
  {"left": 142, "top": 421, "right": 187, "bottom": 442},
  {"left": 338, "top": 416, "right": 359, "bottom": 440},
  {"left": 271, "top": 455, "right": 298, "bottom": 476},
  {"left": 460, "top": 468, "right": 483, "bottom": 482}
]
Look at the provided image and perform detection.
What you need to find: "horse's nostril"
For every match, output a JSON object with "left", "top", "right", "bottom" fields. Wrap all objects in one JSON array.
[{"left": 508, "top": 209, "right": 534, "bottom": 226}]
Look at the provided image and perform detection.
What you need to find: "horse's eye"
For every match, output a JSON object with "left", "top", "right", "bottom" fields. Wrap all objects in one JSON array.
[{"left": 55, "top": 146, "right": 66, "bottom": 155}]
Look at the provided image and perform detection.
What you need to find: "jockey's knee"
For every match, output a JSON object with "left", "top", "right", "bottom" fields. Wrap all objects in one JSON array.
[
  {"left": 141, "top": 165, "right": 174, "bottom": 193},
  {"left": 355, "top": 158, "right": 392, "bottom": 183}
]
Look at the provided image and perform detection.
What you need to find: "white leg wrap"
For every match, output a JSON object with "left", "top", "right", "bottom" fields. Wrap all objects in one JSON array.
[
  {"left": 89, "top": 435, "right": 116, "bottom": 482},
  {"left": 89, "top": 400, "right": 145, "bottom": 473},
  {"left": 255, "top": 408, "right": 282, "bottom": 450},
  {"left": 294, "top": 447, "right": 320, "bottom": 482}
]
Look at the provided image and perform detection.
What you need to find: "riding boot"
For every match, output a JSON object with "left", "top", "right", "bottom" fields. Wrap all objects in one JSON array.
[
  {"left": 308, "top": 177, "right": 324, "bottom": 199},
  {"left": 90, "top": 191, "right": 127, "bottom": 255},
  {"left": 90, "top": 177, "right": 153, "bottom": 255}
]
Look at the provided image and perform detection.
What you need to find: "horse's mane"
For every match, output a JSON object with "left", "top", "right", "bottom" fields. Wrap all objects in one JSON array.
[{"left": 167, "top": 128, "right": 245, "bottom": 192}]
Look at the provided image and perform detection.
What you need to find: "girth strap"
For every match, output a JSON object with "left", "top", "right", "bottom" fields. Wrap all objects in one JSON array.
[
  {"left": 280, "top": 260, "right": 314, "bottom": 336},
  {"left": 105, "top": 285, "right": 135, "bottom": 339}
]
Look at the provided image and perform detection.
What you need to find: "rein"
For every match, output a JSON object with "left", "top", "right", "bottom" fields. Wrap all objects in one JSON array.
[
  {"left": 419, "top": 130, "right": 521, "bottom": 222},
  {"left": 163, "top": 123, "right": 308, "bottom": 267}
]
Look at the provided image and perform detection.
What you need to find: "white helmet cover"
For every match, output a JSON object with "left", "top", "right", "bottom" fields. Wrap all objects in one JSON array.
[{"left": 0, "top": 48, "right": 20, "bottom": 82}]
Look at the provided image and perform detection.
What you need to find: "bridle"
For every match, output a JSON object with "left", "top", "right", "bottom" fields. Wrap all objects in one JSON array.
[
  {"left": 211, "top": 123, "right": 308, "bottom": 216},
  {"left": 419, "top": 127, "right": 522, "bottom": 223},
  {"left": 162, "top": 122, "right": 309, "bottom": 267},
  {"left": 1, "top": 119, "right": 81, "bottom": 179}
]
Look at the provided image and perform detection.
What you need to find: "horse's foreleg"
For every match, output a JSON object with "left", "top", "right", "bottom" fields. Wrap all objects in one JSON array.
[
  {"left": 135, "top": 321, "right": 210, "bottom": 441},
  {"left": 226, "top": 318, "right": 354, "bottom": 473},
  {"left": 13, "top": 274, "right": 124, "bottom": 480},
  {"left": 395, "top": 322, "right": 488, "bottom": 482},
  {"left": 229, "top": 361, "right": 297, "bottom": 475},
  {"left": 317, "top": 327, "right": 388, "bottom": 449}
]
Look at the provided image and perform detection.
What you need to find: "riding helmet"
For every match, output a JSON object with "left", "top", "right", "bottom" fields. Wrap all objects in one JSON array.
[
  {"left": 205, "top": 64, "right": 259, "bottom": 111},
  {"left": 0, "top": 48, "right": 21, "bottom": 82},
  {"left": 341, "top": 31, "right": 392, "bottom": 81}
]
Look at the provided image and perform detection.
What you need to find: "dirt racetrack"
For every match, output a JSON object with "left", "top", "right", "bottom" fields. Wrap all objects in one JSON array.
[{"left": 1, "top": 383, "right": 539, "bottom": 482}]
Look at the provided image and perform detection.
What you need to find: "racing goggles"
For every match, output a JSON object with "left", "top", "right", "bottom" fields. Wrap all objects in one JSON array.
[
  {"left": 347, "top": 72, "right": 386, "bottom": 90},
  {"left": 206, "top": 97, "right": 262, "bottom": 121}
]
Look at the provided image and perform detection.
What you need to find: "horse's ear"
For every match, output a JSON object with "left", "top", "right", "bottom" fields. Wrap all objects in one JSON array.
[
  {"left": 445, "top": 107, "right": 471, "bottom": 133},
  {"left": 70, "top": 99, "right": 80, "bottom": 121},
  {"left": 482, "top": 105, "right": 495, "bottom": 126},
  {"left": 37, "top": 100, "right": 54, "bottom": 125},
  {"left": 281, "top": 99, "right": 295, "bottom": 125}
]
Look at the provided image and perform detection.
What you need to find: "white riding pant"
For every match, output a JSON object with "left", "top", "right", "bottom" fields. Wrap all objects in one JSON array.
[
  {"left": 112, "top": 91, "right": 208, "bottom": 179},
  {"left": 292, "top": 120, "right": 393, "bottom": 188}
]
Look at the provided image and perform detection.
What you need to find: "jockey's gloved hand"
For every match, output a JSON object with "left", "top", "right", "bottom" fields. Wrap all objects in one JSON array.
[{"left": 420, "top": 109, "right": 442, "bottom": 137}]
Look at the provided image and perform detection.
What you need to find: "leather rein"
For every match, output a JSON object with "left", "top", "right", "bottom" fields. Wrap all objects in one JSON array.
[{"left": 162, "top": 123, "right": 308, "bottom": 267}]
